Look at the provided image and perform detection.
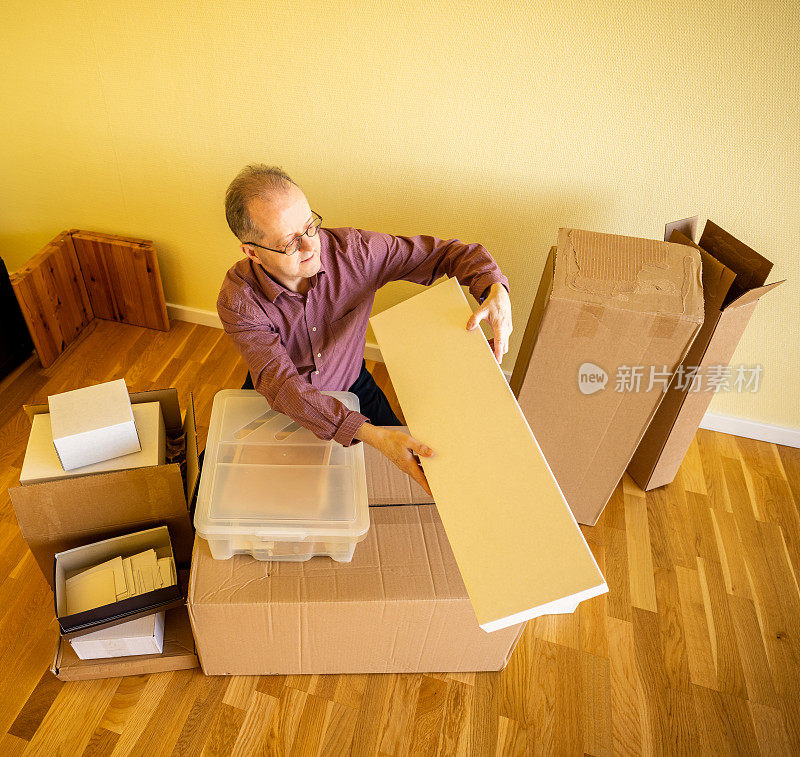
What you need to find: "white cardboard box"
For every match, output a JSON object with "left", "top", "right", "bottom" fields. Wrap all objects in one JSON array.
[
  {"left": 20, "top": 401, "right": 165, "bottom": 485},
  {"left": 48, "top": 378, "right": 141, "bottom": 470},
  {"left": 69, "top": 612, "right": 165, "bottom": 659}
]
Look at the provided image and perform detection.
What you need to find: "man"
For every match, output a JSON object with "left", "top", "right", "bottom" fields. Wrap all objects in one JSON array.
[{"left": 217, "top": 165, "right": 512, "bottom": 495}]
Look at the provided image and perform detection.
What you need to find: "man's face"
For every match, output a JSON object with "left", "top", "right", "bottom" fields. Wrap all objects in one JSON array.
[{"left": 242, "top": 184, "right": 322, "bottom": 281}]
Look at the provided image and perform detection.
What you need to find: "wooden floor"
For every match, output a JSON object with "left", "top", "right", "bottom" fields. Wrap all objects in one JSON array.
[{"left": 1, "top": 319, "right": 799, "bottom": 756}]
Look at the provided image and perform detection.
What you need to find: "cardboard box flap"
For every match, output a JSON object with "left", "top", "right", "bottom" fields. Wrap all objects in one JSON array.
[
  {"left": 664, "top": 216, "right": 700, "bottom": 243},
  {"left": 51, "top": 606, "right": 197, "bottom": 681},
  {"left": 553, "top": 228, "right": 704, "bottom": 321},
  {"left": 723, "top": 279, "right": 784, "bottom": 310},
  {"left": 189, "top": 505, "right": 467, "bottom": 606},
  {"left": 698, "top": 220, "right": 774, "bottom": 301},
  {"left": 183, "top": 392, "right": 199, "bottom": 509},
  {"left": 130, "top": 388, "right": 182, "bottom": 432},
  {"left": 668, "top": 229, "right": 737, "bottom": 315},
  {"left": 9, "top": 465, "right": 194, "bottom": 585},
  {"left": 370, "top": 278, "right": 608, "bottom": 631}
]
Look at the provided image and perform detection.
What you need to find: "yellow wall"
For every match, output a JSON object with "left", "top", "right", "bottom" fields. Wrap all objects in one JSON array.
[{"left": 1, "top": 0, "right": 797, "bottom": 428}]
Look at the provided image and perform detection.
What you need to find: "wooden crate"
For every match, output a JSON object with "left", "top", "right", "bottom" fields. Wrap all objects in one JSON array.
[{"left": 10, "top": 230, "right": 169, "bottom": 368}]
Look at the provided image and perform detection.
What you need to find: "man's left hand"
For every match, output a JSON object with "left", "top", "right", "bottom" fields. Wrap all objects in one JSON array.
[{"left": 466, "top": 283, "right": 513, "bottom": 363}]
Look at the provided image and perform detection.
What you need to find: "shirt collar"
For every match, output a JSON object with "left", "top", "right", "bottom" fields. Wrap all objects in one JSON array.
[{"left": 249, "top": 230, "right": 328, "bottom": 303}]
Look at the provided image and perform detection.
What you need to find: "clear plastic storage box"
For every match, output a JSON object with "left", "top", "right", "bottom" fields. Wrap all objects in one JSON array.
[{"left": 194, "top": 390, "right": 370, "bottom": 562}]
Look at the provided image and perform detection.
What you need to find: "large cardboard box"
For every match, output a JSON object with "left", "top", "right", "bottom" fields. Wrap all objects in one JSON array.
[
  {"left": 188, "top": 505, "right": 526, "bottom": 675},
  {"left": 510, "top": 228, "right": 705, "bottom": 526},
  {"left": 628, "top": 219, "right": 784, "bottom": 490},
  {"left": 52, "top": 606, "right": 197, "bottom": 681},
  {"left": 9, "top": 388, "right": 198, "bottom": 583}
]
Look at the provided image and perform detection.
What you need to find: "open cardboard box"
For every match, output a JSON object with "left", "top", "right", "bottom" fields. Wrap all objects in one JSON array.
[
  {"left": 9, "top": 387, "right": 198, "bottom": 583},
  {"left": 54, "top": 526, "right": 183, "bottom": 639},
  {"left": 52, "top": 606, "right": 197, "bottom": 681},
  {"left": 627, "top": 218, "right": 784, "bottom": 489}
]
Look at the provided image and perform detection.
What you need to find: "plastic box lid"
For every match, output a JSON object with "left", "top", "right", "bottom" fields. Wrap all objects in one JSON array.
[{"left": 194, "top": 390, "right": 369, "bottom": 541}]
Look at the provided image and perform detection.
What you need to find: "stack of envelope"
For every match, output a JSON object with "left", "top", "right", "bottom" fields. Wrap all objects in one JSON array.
[{"left": 65, "top": 550, "right": 176, "bottom": 615}]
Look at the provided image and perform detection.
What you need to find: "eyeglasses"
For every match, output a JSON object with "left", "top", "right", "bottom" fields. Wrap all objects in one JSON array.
[{"left": 245, "top": 211, "right": 323, "bottom": 256}]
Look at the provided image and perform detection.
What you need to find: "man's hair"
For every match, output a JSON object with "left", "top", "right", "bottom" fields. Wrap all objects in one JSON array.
[{"left": 225, "top": 164, "right": 297, "bottom": 242}]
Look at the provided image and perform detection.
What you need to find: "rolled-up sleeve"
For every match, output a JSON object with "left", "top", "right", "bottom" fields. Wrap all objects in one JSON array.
[
  {"left": 354, "top": 228, "right": 510, "bottom": 302},
  {"left": 217, "top": 287, "right": 369, "bottom": 447}
]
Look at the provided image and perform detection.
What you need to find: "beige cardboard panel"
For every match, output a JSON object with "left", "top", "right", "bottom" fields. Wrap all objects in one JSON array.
[
  {"left": 724, "top": 279, "right": 785, "bottom": 310},
  {"left": 364, "top": 429, "right": 435, "bottom": 505},
  {"left": 369, "top": 277, "right": 606, "bottom": 629},
  {"left": 664, "top": 216, "right": 699, "bottom": 243},
  {"left": 189, "top": 507, "right": 525, "bottom": 674},
  {"left": 9, "top": 465, "right": 193, "bottom": 585},
  {"left": 51, "top": 606, "right": 197, "bottom": 681}
]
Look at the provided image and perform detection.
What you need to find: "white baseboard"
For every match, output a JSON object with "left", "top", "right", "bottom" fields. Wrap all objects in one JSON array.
[
  {"left": 699, "top": 412, "right": 800, "bottom": 449},
  {"left": 166, "top": 302, "right": 222, "bottom": 329},
  {"left": 166, "top": 305, "right": 798, "bottom": 449}
]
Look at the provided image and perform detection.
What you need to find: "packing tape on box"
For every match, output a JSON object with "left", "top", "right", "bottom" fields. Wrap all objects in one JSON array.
[
  {"left": 648, "top": 314, "right": 679, "bottom": 339},
  {"left": 571, "top": 303, "right": 605, "bottom": 339}
]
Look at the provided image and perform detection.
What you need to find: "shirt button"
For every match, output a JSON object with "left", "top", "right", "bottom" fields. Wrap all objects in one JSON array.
[
  {"left": 312, "top": 327, "right": 317, "bottom": 332},
  {"left": 313, "top": 370, "right": 319, "bottom": 375},
  {"left": 317, "top": 353, "right": 321, "bottom": 358}
]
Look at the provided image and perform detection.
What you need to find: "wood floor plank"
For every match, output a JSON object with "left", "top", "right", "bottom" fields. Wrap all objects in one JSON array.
[
  {"left": 200, "top": 703, "right": 246, "bottom": 757},
  {"left": 7, "top": 671, "right": 63, "bottom": 741}
]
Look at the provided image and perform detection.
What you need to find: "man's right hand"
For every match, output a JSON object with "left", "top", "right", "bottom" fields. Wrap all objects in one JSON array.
[{"left": 354, "top": 423, "right": 434, "bottom": 496}]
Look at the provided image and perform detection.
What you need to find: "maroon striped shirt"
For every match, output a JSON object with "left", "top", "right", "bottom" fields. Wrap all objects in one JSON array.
[{"left": 216, "top": 227, "right": 509, "bottom": 446}]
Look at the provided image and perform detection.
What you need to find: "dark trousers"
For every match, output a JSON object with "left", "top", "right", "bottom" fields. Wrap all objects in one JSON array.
[{"left": 241, "top": 359, "right": 402, "bottom": 426}]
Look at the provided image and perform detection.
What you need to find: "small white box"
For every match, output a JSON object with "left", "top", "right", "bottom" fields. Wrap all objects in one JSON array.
[
  {"left": 48, "top": 379, "right": 141, "bottom": 470},
  {"left": 69, "top": 612, "right": 165, "bottom": 659},
  {"left": 20, "top": 401, "right": 165, "bottom": 485}
]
